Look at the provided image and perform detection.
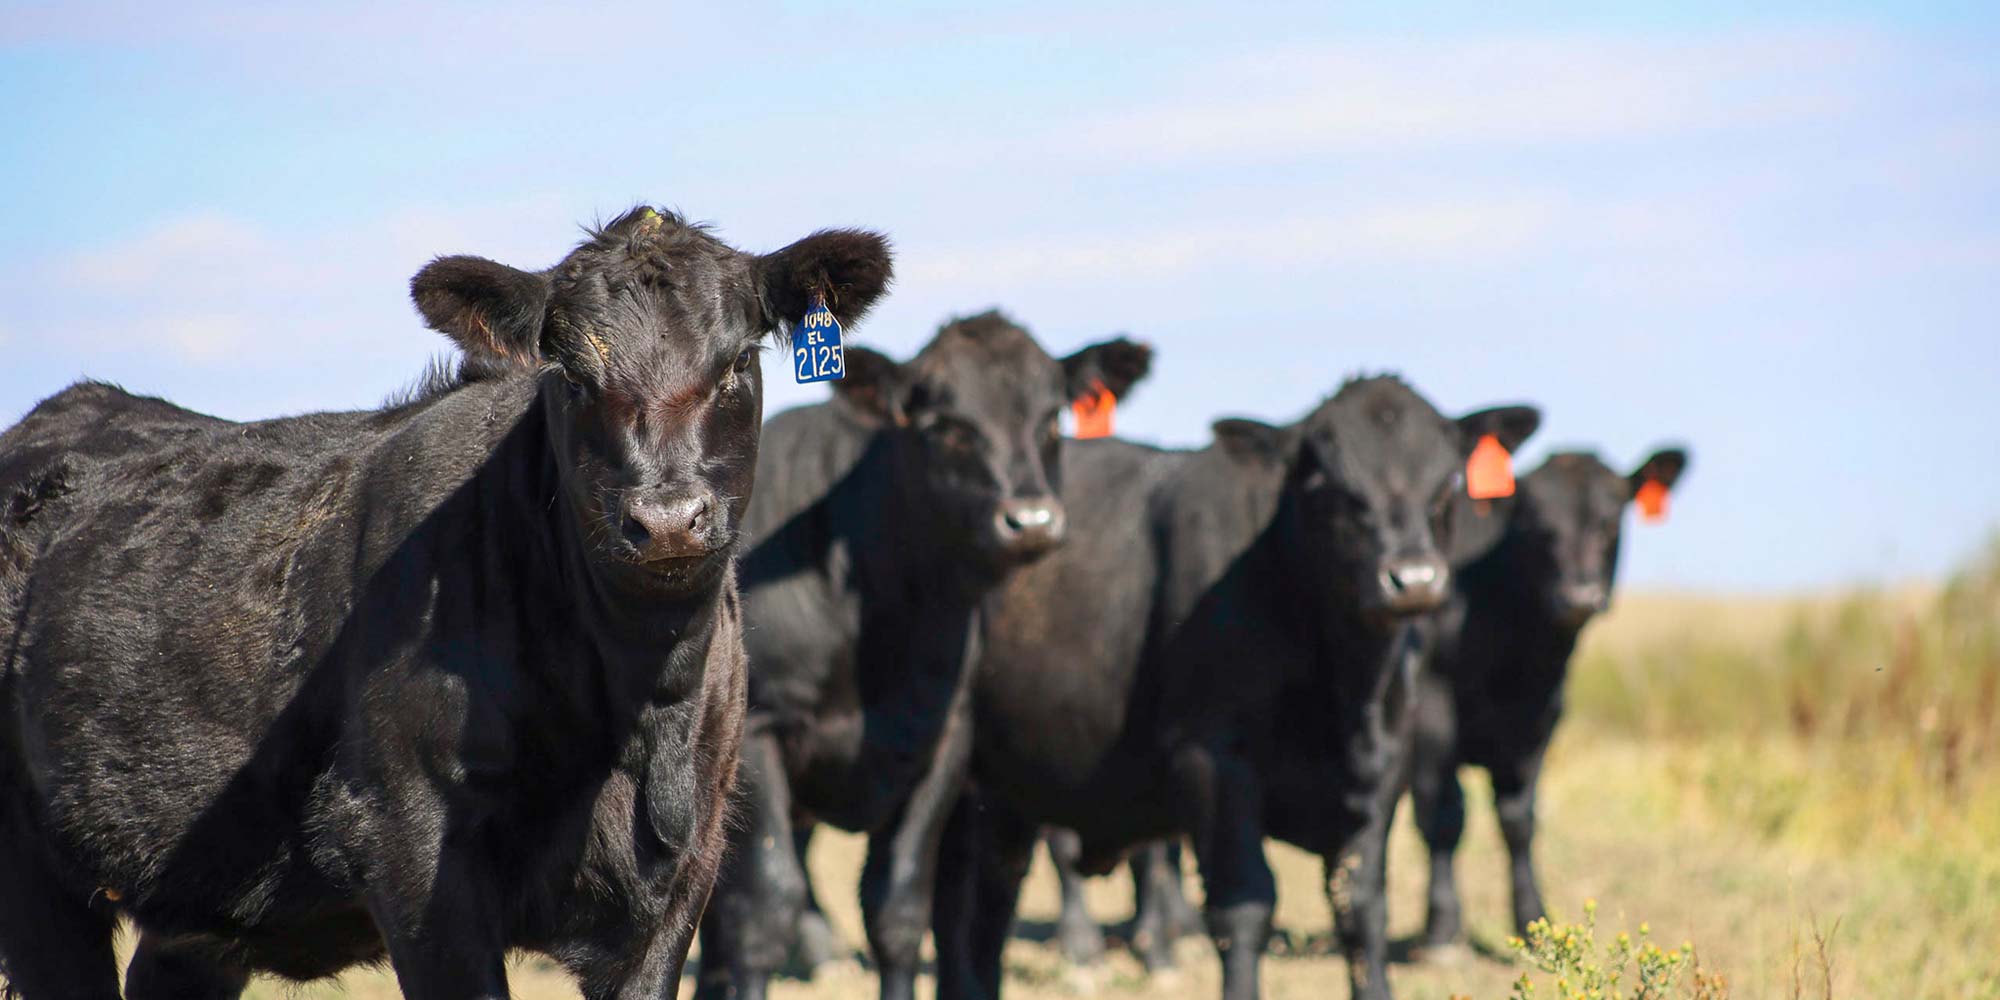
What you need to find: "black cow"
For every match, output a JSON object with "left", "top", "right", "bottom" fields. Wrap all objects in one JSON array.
[
  {"left": 1408, "top": 447, "right": 1688, "bottom": 953},
  {"left": 695, "top": 311, "right": 1151, "bottom": 1000},
  {"left": 0, "top": 207, "right": 892, "bottom": 1000},
  {"left": 933, "top": 376, "right": 1539, "bottom": 1000}
]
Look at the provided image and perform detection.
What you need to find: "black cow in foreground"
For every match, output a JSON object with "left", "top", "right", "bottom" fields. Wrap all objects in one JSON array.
[
  {"left": 933, "top": 375, "right": 1538, "bottom": 1000},
  {"left": 1408, "top": 447, "right": 1688, "bottom": 953},
  {"left": 0, "top": 207, "right": 892, "bottom": 1000},
  {"left": 695, "top": 311, "right": 1151, "bottom": 1000}
]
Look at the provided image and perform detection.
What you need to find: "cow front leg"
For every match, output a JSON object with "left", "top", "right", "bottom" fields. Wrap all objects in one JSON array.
[
  {"left": 1410, "top": 758, "right": 1467, "bottom": 951},
  {"left": 790, "top": 823, "right": 851, "bottom": 974},
  {"left": 1173, "top": 743, "right": 1274, "bottom": 1000},
  {"left": 1130, "top": 839, "right": 1193, "bottom": 973},
  {"left": 860, "top": 700, "right": 974, "bottom": 1000},
  {"left": 695, "top": 729, "right": 806, "bottom": 1000},
  {"left": 933, "top": 788, "right": 1036, "bottom": 1000},
  {"left": 1326, "top": 792, "right": 1397, "bottom": 1000},
  {"left": 1493, "top": 752, "right": 1549, "bottom": 936},
  {"left": 1408, "top": 671, "right": 1466, "bottom": 953},
  {"left": 359, "top": 817, "right": 510, "bottom": 1000},
  {"left": 1045, "top": 827, "right": 1107, "bottom": 966}
]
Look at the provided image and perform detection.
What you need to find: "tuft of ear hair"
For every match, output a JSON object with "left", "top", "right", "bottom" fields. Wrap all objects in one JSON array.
[
  {"left": 761, "top": 230, "right": 895, "bottom": 330},
  {"left": 409, "top": 256, "right": 552, "bottom": 371},
  {"left": 1062, "top": 338, "right": 1154, "bottom": 405}
]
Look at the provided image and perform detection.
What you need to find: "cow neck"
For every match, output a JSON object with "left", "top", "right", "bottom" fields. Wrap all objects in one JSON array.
[
  {"left": 850, "top": 432, "right": 1001, "bottom": 612},
  {"left": 495, "top": 385, "right": 721, "bottom": 711},
  {"left": 1253, "top": 490, "right": 1414, "bottom": 712},
  {"left": 1460, "top": 531, "right": 1580, "bottom": 699}
]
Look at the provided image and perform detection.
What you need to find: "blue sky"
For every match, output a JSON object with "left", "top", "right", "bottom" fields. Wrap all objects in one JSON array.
[{"left": 2, "top": 1, "right": 1996, "bottom": 591}]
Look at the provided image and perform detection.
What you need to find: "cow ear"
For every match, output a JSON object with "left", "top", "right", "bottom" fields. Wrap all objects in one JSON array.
[
  {"left": 1630, "top": 446, "right": 1689, "bottom": 494},
  {"left": 410, "top": 256, "right": 551, "bottom": 368},
  {"left": 1457, "top": 404, "right": 1541, "bottom": 454},
  {"left": 760, "top": 229, "right": 895, "bottom": 331},
  {"left": 1062, "top": 337, "right": 1153, "bottom": 405},
  {"left": 1212, "top": 418, "right": 1296, "bottom": 463},
  {"left": 830, "top": 346, "right": 914, "bottom": 427}
]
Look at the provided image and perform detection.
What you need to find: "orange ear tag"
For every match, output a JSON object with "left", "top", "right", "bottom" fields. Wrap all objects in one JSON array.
[
  {"left": 1072, "top": 379, "right": 1116, "bottom": 439},
  {"left": 1635, "top": 478, "right": 1670, "bottom": 524},
  {"left": 1465, "top": 434, "right": 1515, "bottom": 500}
]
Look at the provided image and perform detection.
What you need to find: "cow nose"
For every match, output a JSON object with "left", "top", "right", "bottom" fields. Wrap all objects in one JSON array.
[
  {"left": 1555, "top": 582, "right": 1609, "bottom": 623},
  {"left": 1378, "top": 557, "right": 1451, "bottom": 614},
  {"left": 991, "top": 498, "right": 1067, "bottom": 555},
  {"left": 621, "top": 494, "right": 713, "bottom": 562}
]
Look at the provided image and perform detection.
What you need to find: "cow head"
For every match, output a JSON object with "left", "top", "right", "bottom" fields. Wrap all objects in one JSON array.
[
  {"left": 1510, "top": 447, "right": 1689, "bottom": 626},
  {"left": 1215, "top": 377, "right": 1539, "bottom": 620},
  {"left": 412, "top": 206, "right": 893, "bottom": 593},
  {"left": 830, "top": 311, "right": 1151, "bottom": 570}
]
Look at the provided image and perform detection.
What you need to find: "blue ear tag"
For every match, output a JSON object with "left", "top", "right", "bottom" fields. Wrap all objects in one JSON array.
[{"left": 791, "top": 298, "right": 845, "bottom": 383}]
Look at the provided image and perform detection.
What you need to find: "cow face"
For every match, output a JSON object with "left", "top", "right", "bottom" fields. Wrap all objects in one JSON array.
[
  {"left": 412, "top": 207, "right": 893, "bottom": 593},
  {"left": 832, "top": 311, "right": 1151, "bottom": 569},
  {"left": 1218, "top": 379, "right": 1538, "bottom": 619},
  {"left": 1511, "top": 448, "right": 1688, "bottom": 626}
]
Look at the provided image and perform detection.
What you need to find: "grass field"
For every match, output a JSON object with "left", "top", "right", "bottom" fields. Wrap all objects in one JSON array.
[{"left": 46, "top": 540, "right": 2000, "bottom": 999}]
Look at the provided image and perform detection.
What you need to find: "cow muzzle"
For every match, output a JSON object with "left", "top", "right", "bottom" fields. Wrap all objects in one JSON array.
[
  {"left": 1550, "top": 581, "right": 1609, "bottom": 626},
  {"left": 620, "top": 492, "right": 718, "bottom": 567},
  {"left": 989, "top": 497, "right": 1067, "bottom": 558},
  {"left": 1376, "top": 556, "right": 1451, "bottom": 615}
]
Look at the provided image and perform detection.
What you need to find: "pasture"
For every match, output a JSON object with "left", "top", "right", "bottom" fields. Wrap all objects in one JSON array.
[{"left": 67, "top": 540, "right": 1994, "bottom": 1000}]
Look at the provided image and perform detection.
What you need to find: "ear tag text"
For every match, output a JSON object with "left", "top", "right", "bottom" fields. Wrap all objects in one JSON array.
[
  {"left": 1635, "top": 478, "right": 1670, "bottom": 524},
  {"left": 1465, "top": 434, "right": 1515, "bottom": 500},
  {"left": 1071, "top": 379, "right": 1116, "bottom": 439},
  {"left": 792, "top": 299, "right": 844, "bottom": 384}
]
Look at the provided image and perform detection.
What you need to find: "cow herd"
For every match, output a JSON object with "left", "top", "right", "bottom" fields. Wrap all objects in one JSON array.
[{"left": 0, "top": 206, "right": 1685, "bottom": 1000}]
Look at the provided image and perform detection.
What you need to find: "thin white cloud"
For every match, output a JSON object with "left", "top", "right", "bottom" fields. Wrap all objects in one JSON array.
[
  {"left": 915, "top": 28, "right": 1884, "bottom": 170},
  {"left": 904, "top": 195, "right": 1559, "bottom": 287},
  {"left": 32, "top": 196, "right": 575, "bottom": 368}
]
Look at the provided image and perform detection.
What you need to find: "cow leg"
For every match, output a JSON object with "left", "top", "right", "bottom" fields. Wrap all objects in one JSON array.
[
  {"left": 124, "top": 933, "right": 249, "bottom": 1000},
  {"left": 1160, "top": 840, "right": 1204, "bottom": 940},
  {"left": 695, "top": 729, "right": 805, "bottom": 1000},
  {"left": 1409, "top": 671, "right": 1466, "bottom": 951},
  {"left": 1493, "top": 751, "right": 1549, "bottom": 935},
  {"left": 1044, "top": 827, "right": 1106, "bottom": 966},
  {"left": 860, "top": 701, "right": 973, "bottom": 1000},
  {"left": 1172, "top": 744, "right": 1274, "bottom": 1000},
  {"left": 1327, "top": 787, "right": 1398, "bottom": 1000},
  {"left": 933, "top": 789, "right": 1036, "bottom": 1000},
  {"left": 0, "top": 823, "right": 122, "bottom": 999},
  {"left": 791, "top": 823, "right": 850, "bottom": 973},
  {"left": 1129, "top": 839, "right": 1189, "bottom": 973},
  {"left": 360, "top": 812, "right": 510, "bottom": 1000},
  {"left": 1410, "top": 759, "right": 1467, "bottom": 950}
]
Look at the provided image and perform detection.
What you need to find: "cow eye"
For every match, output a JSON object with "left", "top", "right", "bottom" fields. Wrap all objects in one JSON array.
[
  {"left": 929, "top": 418, "right": 981, "bottom": 452},
  {"left": 733, "top": 347, "right": 754, "bottom": 374},
  {"left": 1431, "top": 485, "right": 1455, "bottom": 518}
]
